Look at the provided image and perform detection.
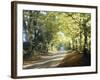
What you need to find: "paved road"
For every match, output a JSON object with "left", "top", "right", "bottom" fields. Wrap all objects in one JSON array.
[{"left": 23, "top": 51, "right": 70, "bottom": 69}]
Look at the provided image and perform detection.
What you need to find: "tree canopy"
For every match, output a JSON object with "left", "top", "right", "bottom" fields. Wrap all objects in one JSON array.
[{"left": 23, "top": 10, "right": 91, "bottom": 56}]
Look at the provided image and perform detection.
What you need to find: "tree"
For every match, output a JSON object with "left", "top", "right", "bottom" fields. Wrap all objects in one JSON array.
[{"left": 23, "top": 10, "right": 91, "bottom": 58}]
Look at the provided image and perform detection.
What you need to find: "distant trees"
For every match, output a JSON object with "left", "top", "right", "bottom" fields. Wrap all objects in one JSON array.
[{"left": 23, "top": 10, "right": 91, "bottom": 57}]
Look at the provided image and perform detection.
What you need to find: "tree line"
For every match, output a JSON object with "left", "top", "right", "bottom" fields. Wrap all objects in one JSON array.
[{"left": 23, "top": 10, "right": 91, "bottom": 58}]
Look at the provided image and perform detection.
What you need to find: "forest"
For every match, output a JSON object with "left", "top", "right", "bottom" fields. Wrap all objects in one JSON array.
[{"left": 23, "top": 10, "right": 91, "bottom": 69}]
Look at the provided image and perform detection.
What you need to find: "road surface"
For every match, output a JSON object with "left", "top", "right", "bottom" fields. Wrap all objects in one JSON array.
[{"left": 23, "top": 51, "right": 70, "bottom": 69}]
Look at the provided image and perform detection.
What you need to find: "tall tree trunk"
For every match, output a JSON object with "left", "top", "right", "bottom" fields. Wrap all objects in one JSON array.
[
  {"left": 75, "top": 39, "right": 77, "bottom": 50},
  {"left": 83, "top": 24, "right": 88, "bottom": 54},
  {"left": 79, "top": 32, "right": 82, "bottom": 51}
]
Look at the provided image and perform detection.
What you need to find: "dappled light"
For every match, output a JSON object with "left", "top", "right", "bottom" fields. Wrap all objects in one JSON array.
[{"left": 23, "top": 10, "right": 91, "bottom": 69}]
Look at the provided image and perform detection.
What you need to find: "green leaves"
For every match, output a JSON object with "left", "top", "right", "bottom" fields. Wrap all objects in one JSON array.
[{"left": 23, "top": 10, "right": 91, "bottom": 54}]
